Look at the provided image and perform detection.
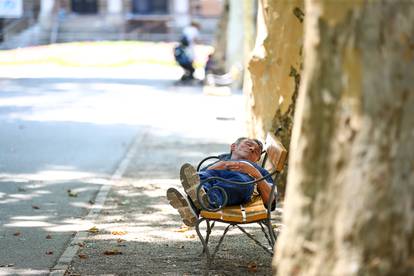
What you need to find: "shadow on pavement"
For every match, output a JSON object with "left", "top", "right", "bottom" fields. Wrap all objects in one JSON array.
[
  {"left": 67, "top": 132, "right": 276, "bottom": 275},
  {"left": 67, "top": 177, "right": 274, "bottom": 276}
]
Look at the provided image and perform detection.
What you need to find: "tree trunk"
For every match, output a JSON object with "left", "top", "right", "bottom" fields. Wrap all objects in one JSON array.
[
  {"left": 274, "top": 1, "right": 414, "bottom": 276},
  {"left": 210, "top": 0, "right": 229, "bottom": 75},
  {"left": 245, "top": 0, "right": 304, "bottom": 197}
]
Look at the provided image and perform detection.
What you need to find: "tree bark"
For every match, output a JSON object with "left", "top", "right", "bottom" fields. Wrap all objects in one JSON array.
[
  {"left": 245, "top": 0, "right": 304, "bottom": 196},
  {"left": 274, "top": 1, "right": 414, "bottom": 276},
  {"left": 209, "top": 0, "right": 229, "bottom": 75}
]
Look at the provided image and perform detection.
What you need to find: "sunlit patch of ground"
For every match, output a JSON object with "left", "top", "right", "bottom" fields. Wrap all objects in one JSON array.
[
  {"left": 0, "top": 41, "right": 213, "bottom": 68},
  {"left": 67, "top": 176, "right": 277, "bottom": 275}
]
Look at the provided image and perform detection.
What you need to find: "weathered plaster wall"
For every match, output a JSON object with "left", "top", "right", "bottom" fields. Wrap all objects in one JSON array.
[{"left": 245, "top": 0, "right": 304, "bottom": 195}]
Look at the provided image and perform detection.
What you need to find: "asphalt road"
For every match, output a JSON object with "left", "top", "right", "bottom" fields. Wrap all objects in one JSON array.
[
  {"left": 0, "top": 77, "right": 143, "bottom": 275},
  {"left": 0, "top": 59, "right": 245, "bottom": 275}
]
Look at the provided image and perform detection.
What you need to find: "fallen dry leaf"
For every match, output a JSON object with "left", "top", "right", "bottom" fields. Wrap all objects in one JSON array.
[
  {"left": 78, "top": 254, "right": 88, "bottom": 259},
  {"left": 103, "top": 249, "right": 122, "bottom": 256},
  {"left": 88, "top": 226, "right": 99, "bottom": 234},
  {"left": 45, "top": 234, "right": 52, "bottom": 239},
  {"left": 117, "top": 238, "right": 126, "bottom": 243},
  {"left": 32, "top": 205, "right": 40, "bottom": 209},
  {"left": 13, "top": 232, "right": 21, "bottom": 236},
  {"left": 174, "top": 226, "right": 191, "bottom": 233},
  {"left": 111, "top": 230, "right": 128, "bottom": 235},
  {"left": 185, "top": 233, "right": 196, "bottom": 239},
  {"left": 45, "top": 251, "right": 53, "bottom": 255},
  {"left": 247, "top": 261, "right": 258, "bottom": 273},
  {"left": 119, "top": 200, "right": 130, "bottom": 205},
  {"left": 0, "top": 264, "right": 14, "bottom": 268},
  {"left": 67, "top": 189, "right": 78, "bottom": 197}
]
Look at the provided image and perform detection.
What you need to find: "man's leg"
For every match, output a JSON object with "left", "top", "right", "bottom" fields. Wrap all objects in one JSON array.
[
  {"left": 180, "top": 63, "right": 195, "bottom": 80},
  {"left": 166, "top": 188, "right": 197, "bottom": 226},
  {"left": 199, "top": 171, "right": 255, "bottom": 207},
  {"left": 180, "top": 163, "right": 208, "bottom": 209},
  {"left": 187, "top": 63, "right": 195, "bottom": 79},
  {"left": 178, "top": 63, "right": 189, "bottom": 81}
]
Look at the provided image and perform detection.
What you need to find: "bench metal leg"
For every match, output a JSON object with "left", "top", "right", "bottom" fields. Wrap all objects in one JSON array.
[
  {"left": 195, "top": 218, "right": 232, "bottom": 269},
  {"left": 195, "top": 218, "right": 211, "bottom": 263},
  {"left": 211, "top": 224, "right": 232, "bottom": 259},
  {"left": 195, "top": 218, "right": 277, "bottom": 272},
  {"left": 266, "top": 218, "right": 278, "bottom": 245},
  {"left": 235, "top": 224, "right": 274, "bottom": 255},
  {"left": 202, "top": 221, "right": 214, "bottom": 254},
  {"left": 258, "top": 221, "right": 273, "bottom": 248}
]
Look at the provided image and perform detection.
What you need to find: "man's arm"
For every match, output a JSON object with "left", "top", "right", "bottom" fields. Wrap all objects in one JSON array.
[
  {"left": 207, "top": 161, "right": 274, "bottom": 207},
  {"left": 256, "top": 180, "right": 273, "bottom": 207}
]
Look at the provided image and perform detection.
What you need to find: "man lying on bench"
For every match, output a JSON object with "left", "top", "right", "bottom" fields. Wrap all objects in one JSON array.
[{"left": 167, "top": 137, "right": 275, "bottom": 226}]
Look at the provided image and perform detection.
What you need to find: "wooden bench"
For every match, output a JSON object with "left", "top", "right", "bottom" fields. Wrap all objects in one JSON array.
[{"left": 194, "top": 133, "right": 287, "bottom": 267}]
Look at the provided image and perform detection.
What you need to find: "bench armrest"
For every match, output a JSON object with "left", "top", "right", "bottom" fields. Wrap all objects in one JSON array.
[{"left": 196, "top": 156, "right": 220, "bottom": 171}]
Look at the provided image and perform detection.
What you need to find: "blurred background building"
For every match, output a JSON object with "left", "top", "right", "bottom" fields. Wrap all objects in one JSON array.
[
  {"left": 0, "top": 0, "right": 257, "bottom": 90},
  {"left": 0, "top": 0, "right": 40, "bottom": 43},
  {"left": 0, "top": 0, "right": 224, "bottom": 48}
]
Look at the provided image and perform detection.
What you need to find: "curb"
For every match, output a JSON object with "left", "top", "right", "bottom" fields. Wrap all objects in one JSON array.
[{"left": 49, "top": 132, "right": 144, "bottom": 276}]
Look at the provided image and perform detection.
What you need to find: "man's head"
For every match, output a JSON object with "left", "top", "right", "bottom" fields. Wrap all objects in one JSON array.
[
  {"left": 191, "top": 20, "right": 201, "bottom": 30},
  {"left": 230, "top": 137, "right": 263, "bottom": 162}
]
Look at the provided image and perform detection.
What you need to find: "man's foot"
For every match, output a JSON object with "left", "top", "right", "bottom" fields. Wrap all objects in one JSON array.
[
  {"left": 180, "top": 74, "right": 193, "bottom": 81},
  {"left": 180, "top": 163, "right": 208, "bottom": 209},
  {"left": 166, "top": 188, "right": 197, "bottom": 226}
]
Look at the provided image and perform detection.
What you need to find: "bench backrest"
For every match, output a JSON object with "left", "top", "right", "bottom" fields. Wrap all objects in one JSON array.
[{"left": 262, "top": 133, "right": 288, "bottom": 174}]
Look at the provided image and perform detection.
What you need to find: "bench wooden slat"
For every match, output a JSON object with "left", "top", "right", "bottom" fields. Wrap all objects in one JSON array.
[{"left": 200, "top": 196, "right": 267, "bottom": 223}]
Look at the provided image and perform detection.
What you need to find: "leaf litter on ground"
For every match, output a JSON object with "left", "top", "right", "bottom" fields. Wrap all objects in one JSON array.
[
  {"left": 103, "top": 249, "right": 122, "bottom": 256},
  {"left": 185, "top": 233, "right": 196, "bottom": 239},
  {"left": 67, "top": 189, "right": 78, "bottom": 197},
  {"left": 88, "top": 226, "right": 99, "bottom": 234},
  {"left": 173, "top": 225, "right": 191, "bottom": 232},
  {"left": 78, "top": 254, "right": 88, "bottom": 259},
  {"left": 247, "top": 261, "right": 258, "bottom": 273},
  {"left": 111, "top": 230, "right": 128, "bottom": 235}
]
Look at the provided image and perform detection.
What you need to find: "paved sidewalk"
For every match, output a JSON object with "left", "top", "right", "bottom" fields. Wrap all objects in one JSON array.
[
  {"left": 0, "top": 40, "right": 281, "bottom": 275},
  {"left": 63, "top": 127, "right": 282, "bottom": 275}
]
